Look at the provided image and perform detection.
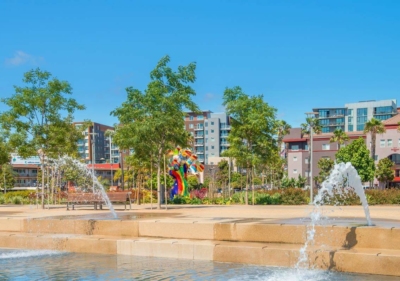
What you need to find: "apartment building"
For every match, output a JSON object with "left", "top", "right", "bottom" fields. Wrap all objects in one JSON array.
[
  {"left": 185, "top": 111, "right": 231, "bottom": 164},
  {"left": 283, "top": 128, "right": 366, "bottom": 182},
  {"left": 313, "top": 99, "right": 397, "bottom": 133},
  {"left": 74, "top": 122, "right": 118, "bottom": 164}
]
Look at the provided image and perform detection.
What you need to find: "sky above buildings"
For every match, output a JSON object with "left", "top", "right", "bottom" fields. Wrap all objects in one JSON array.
[{"left": 1, "top": 1, "right": 399, "bottom": 128}]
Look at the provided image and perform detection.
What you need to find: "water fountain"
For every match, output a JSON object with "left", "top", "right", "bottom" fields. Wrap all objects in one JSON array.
[
  {"left": 296, "top": 162, "right": 373, "bottom": 269},
  {"left": 52, "top": 156, "right": 118, "bottom": 218}
]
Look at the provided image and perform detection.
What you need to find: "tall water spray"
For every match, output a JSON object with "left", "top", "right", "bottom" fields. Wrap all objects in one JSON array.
[
  {"left": 52, "top": 156, "right": 118, "bottom": 218},
  {"left": 296, "top": 162, "right": 373, "bottom": 269}
]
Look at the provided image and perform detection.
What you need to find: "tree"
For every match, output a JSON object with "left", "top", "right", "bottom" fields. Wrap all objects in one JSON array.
[
  {"left": 187, "top": 175, "right": 199, "bottom": 191},
  {"left": 330, "top": 128, "right": 349, "bottom": 149},
  {"left": 222, "top": 86, "right": 277, "bottom": 204},
  {"left": 216, "top": 160, "right": 229, "bottom": 191},
  {"left": 301, "top": 117, "right": 322, "bottom": 186},
  {"left": 0, "top": 164, "right": 16, "bottom": 192},
  {"left": 111, "top": 56, "right": 200, "bottom": 209},
  {"left": 276, "top": 120, "right": 291, "bottom": 157},
  {"left": 335, "top": 138, "right": 375, "bottom": 183},
  {"left": 0, "top": 69, "right": 85, "bottom": 208},
  {"left": 364, "top": 118, "right": 386, "bottom": 160},
  {"left": 375, "top": 158, "right": 394, "bottom": 188},
  {"left": 296, "top": 175, "right": 307, "bottom": 188},
  {"left": 315, "top": 157, "right": 334, "bottom": 186}
]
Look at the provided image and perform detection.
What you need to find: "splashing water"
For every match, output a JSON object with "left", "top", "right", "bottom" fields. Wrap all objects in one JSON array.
[
  {"left": 0, "top": 250, "right": 64, "bottom": 260},
  {"left": 51, "top": 156, "right": 117, "bottom": 218},
  {"left": 296, "top": 162, "right": 373, "bottom": 269}
]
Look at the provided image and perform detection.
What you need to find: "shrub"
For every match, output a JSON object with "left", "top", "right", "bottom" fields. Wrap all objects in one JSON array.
[
  {"left": 0, "top": 195, "right": 5, "bottom": 204},
  {"left": 280, "top": 188, "right": 308, "bottom": 205},
  {"left": 9, "top": 196, "right": 24, "bottom": 205}
]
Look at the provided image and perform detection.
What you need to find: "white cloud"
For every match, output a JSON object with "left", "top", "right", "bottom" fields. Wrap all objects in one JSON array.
[
  {"left": 204, "top": 93, "right": 215, "bottom": 101},
  {"left": 5, "top": 51, "right": 43, "bottom": 66}
]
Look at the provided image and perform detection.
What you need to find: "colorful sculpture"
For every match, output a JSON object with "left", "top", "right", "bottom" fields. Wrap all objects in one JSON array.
[{"left": 167, "top": 147, "right": 204, "bottom": 198}]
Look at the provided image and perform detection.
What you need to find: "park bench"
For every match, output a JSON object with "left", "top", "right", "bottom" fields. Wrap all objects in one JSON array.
[
  {"left": 66, "top": 193, "right": 103, "bottom": 210},
  {"left": 66, "top": 192, "right": 133, "bottom": 210},
  {"left": 106, "top": 192, "right": 133, "bottom": 210}
]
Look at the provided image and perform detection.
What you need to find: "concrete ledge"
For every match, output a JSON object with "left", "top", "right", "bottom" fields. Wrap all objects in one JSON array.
[{"left": 0, "top": 218, "right": 24, "bottom": 232}]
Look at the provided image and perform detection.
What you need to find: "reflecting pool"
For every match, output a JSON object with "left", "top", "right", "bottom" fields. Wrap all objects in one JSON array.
[{"left": 0, "top": 248, "right": 397, "bottom": 281}]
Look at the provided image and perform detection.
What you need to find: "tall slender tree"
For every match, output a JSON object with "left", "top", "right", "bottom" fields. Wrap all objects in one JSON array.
[
  {"left": 364, "top": 118, "right": 386, "bottom": 161},
  {"left": 330, "top": 128, "right": 349, "bottom": 150},
  {"left": 276, "top": 120, "right": 291, "bottom": 157},
  {"left": 0, "top": 68, "right": 85, "bottom": 208},
  {"left": 111, "top": 56, "right": 200, "bottom": 209},
  {"left": 222, "top": 86, "right": 276, "bottom": 204},
  {"left": 300, "top": 117, "right": 321, "bottom": 186}
]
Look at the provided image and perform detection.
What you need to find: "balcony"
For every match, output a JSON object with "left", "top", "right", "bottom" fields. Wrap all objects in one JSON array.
[
  {"left": 221, "top": 143, "right": 230, "bottom": 146},
  {"left": 194, "top": 134, "right": 204, "bottom": 139},
  {"left": 326, "top": 123, "right": 344, "bottom": 126},
  {"left": 194, "top": 127, "right": 204, "bottom": 131},
  {"left": 196, "top": 151, "right": 204, "bottom": 154},
  {"left": 194, "top": 142, "right": 204, "bottom": 146}
]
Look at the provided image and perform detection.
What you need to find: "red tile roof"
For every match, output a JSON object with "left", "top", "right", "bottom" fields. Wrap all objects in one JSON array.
[{"left": 383, "top": 114, "right": 400, "bottom": 126}]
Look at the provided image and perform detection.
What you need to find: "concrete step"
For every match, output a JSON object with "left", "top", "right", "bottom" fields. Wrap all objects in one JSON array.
[
  {"left": 0, "top": 231, "right": 400, "bottom": 276},
  {"left": 3, "top": 217, "right": 399, "bottom": 251}
]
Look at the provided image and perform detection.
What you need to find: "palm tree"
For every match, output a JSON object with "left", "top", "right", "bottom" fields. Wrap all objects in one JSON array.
[
  {"left": 363, "top": 118, "right": 386, "bottom": 161},
  {"left": 301, "top": 117, "right": 322, "bottom": 186},
  {"left": 276, "top": 120, "right": 291, "bottom": 157},
  {"left": 330, "top": 128, "right": 349, "bottom": 150}
]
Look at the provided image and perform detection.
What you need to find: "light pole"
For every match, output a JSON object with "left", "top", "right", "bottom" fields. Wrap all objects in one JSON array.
[
  {"left": 305, "top": 112, "right": 318, "bottom": 203},
  {"left": 120, "top": 150, "right": 125, "bottom": 190},
  {"left": 88, "top": 130, "right": 98, "bottom": 193}
]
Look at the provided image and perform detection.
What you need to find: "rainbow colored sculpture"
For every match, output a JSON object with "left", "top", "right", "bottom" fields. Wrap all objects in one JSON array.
[{"left": 167, "top": 147, "right": 204, "bottom": 198}]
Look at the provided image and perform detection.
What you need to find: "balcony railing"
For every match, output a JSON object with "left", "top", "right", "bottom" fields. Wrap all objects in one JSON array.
[
  {"left": 194, "top": 127, "right": 204, "bottom": 131},
  {"left": 195, "top": 143, "right": 204, "bottom": 146}
]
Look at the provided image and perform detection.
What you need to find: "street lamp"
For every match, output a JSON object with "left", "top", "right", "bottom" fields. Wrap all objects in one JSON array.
[
  {"left": 305, "top": 112, "right": 318, "bottom": 203},
  {"left": 88, "top": 130, "right": 98, "bottom": 193}
]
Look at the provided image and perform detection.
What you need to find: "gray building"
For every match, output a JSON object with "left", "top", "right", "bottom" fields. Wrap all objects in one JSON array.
[
  {"left": 313, "top": 99, "right": 397, "bottom": 133},
  {"left": 185, "top": 111, "right": 231, "bottom": 164}
]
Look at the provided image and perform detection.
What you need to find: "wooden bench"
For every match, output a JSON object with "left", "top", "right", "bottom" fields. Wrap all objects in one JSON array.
[
  {"left": 66, "top": 192, "right": 134, "bottom": 210},
  {"left": 67, "top": 193, "right": 103, "bottom": 210},
  {"left": 106, "top": 192, "right": 133, "bottom": 210}
]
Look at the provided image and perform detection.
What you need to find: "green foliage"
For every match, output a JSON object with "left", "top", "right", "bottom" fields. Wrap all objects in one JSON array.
[
  {"left": 186, "top": 175, "right": 199, "bottom": 191},
  {"left": 315, "top": 158, "right": 334, "bottom": 185},
  {"left": 336, "top": 138, "right": 375, "bottom": 182},
  {"left": 330, "top": 128, "right": 349, "bottom": 149},
  {"left": 280, "top": 188, "right": 308, "bottom": 205},
  {"left": 0, "top": 68, "right": 85, "bottom": 159},
  {"left": 110, "top": 56, "right": 200, "bottom": 208},
  {"left": 364, "top": 118, "right": 386, "bottom": 159},
  {"left": 375, "top": 158, "right": 395, "bottom": 188},
  {"left": 0, "top": 164, "right": 16, "bottom": 191},
  {"left": 295, "top": 175, "right": 307, "bottom": 188}
]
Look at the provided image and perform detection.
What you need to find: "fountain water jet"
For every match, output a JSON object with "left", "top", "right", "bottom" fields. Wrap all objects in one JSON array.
[
  {"left": 296, "top": 162, "right": 373, "bottom": 269},
  {"left": 52, "top": 156, "right": 118, "bottom": 218}
]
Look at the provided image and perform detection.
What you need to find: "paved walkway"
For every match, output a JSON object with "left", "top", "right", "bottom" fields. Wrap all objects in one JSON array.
[{"left": 1, "top": 204, "right": 399, "bottom": 227}]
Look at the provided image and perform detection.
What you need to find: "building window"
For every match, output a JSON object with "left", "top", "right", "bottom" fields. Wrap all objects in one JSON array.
[
  {"left": 206, "top": 146, "right": 208, "bottom": 151},
  {"left": 205, "top": 138, "right": 208, "bottom": 143},
  {"left": 211, "top": 130, "right": 214, "bottom": 133},
  {"left": 305, "top": 158, "right": 309, "bottom": 164},
  {"left": 190, "top": 116, "right": 194, "bottom": 121},
  {"left": 388, "top": 139, "right": 393, "bottom": 147},
  {"left": 211, "top": 146, "right": 214, "bottom": 149},
  {"left": 197, "top": 115, "right": 204, "bottom": 120},
  {"left": 211, "top": 138, "right": 215, "bottom": 142},
  {"left": 322, "top": 127, "right": 330, "bottom": 133},
  {"left": 211, "top": 122, "right": 214, "bottom": 125},
  {"left": 348, "top": 125, "right": 353, "bottom": 132},
  {"left": 205, "top": 122, "right": 208, "bottom": 127},
  {"left": 347, "top": 109, "right": 353, "bottom": 116},
  {"left": 205, "top": 130, "right": 208, "bottom": 135},
  {"left": 189, "top": 124, "right": 193, "bottom": 129},
  {"left": 291, "top": 145, "right": 299, "bottom": 151},
  {"left": 293, "top": 169, "right": 298, "bottom": 174},
  {"left": 380, "top": 139, "right": 385, "bottom": 148},
  {"left": 322, "top": 144, "right": 330, "bottom": 150},
  {"left": 293, "top": 156, "right": 297, "bottom": 161}
]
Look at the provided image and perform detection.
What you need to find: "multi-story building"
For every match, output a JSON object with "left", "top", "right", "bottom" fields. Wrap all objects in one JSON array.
[
  {"left": 74, "top": 122, "right": 117, "bottom": 164},
  {"left": 313, "top": 99, "right": 397, "bottom": 133},
  {"left": 283, "top": 128, "right": 366, "bottom": 183},
  {"left": 184, "top": 111, "right": 231, "bottom": 164}
]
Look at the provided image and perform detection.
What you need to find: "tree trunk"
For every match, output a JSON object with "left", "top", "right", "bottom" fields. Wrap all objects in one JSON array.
[
  {"left": 245, "top": 168, "right": 249, "bottom": 205},
  {"left": 41, "top": 157, "right": 45, "bottom": 209},
  {"left": 157, "top": 154, "right": 161, "bottom": 209},
  {"left": 371, "top": 133, "right": 376, "bottom": 189},
  {"left": 137, "top": 173, "right": 141, "bottom": 205}
]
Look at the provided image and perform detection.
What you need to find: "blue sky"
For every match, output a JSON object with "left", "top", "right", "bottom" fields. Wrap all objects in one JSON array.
[{"left": 1, "top": 0, "right": 399, "bottom": 128}]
